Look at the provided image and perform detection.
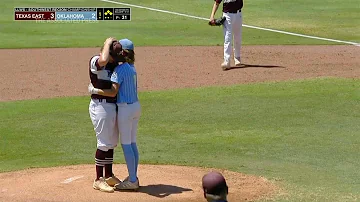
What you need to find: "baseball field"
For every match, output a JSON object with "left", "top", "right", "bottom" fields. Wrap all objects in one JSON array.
[{"left": 0, "top": 0, "right": 359, "bottom": 201}]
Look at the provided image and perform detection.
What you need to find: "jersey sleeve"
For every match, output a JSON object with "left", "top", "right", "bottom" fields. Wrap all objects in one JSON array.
[
  {"left": 90, "top": 55, "right": 101, "bottom": 73},
  {"left": 111, "top": 65, "right": 124, "bottom": 84},
  {"left": 215, "top": 0, "right": 222, "bottom": 3}
]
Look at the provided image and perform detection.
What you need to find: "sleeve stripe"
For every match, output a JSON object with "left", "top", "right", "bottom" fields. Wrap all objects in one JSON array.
[
  {"left": 95, "top": 58, "right": 101, "bottom": 70},
  {"left": 90, "top": 55, "right": 102, "bottom": 73}
]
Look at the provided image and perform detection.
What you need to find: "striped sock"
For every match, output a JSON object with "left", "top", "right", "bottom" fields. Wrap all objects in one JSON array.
[
  {"left": 95, "top": 149, "right": 107, "bottom": 180},
  {"left": 105, "top": 149, "right": 114, "bottom": 178}
]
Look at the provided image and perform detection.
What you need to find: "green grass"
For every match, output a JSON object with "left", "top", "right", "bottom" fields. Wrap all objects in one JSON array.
[
  {"left": 0, "top": 0, "right": 359, "bottom": 48},
  {"left": 1, "top": 77, "right": 359, "bottom": 201},
  {"left": 245, "top": 0, "right": 360, "bottom": 43}
]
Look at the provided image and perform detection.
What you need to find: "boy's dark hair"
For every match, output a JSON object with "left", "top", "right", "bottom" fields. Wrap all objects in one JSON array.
[
  {"left": 99, "top": 43, "right": 126, "bottom": 63},
  {"left": 202, "top": 171, "right": 228, "bottom": 201}
]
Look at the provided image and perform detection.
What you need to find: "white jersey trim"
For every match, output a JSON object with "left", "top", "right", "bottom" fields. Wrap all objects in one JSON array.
[{"left": 90, "top": 55, "right": 101, "bottom": 73}]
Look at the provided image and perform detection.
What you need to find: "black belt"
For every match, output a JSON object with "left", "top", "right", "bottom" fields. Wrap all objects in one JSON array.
[
  {"left": 93, "top": 98, "right": 116, "bottom": 103},
  {"left": 227, "top": 9, "right": 241, "bottom": 13},
  {"left": 118, "top": 101, "right": 137, "bottom": 105},
  {"left": 120, "top": 102, "right": 135, "bottom": 105}
]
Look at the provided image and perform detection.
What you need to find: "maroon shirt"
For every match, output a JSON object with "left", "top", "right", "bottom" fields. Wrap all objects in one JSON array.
[
  {"left": 89, "top": 55, "right": 117, "bottom": 102},
  {"left": 215, "top": 0, "right": 243, "bottom": 13}
]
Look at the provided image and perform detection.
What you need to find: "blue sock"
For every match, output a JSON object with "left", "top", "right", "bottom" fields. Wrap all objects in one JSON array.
[
  {"left": 121, "top": 144, "right": 137, "bottom": 182},
  {"left": 131, "top": 143, "right": 139, "bottom": 177}
]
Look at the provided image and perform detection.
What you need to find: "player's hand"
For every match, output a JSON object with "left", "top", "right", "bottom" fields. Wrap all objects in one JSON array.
[
  {"left": 88, "top": 83, "right": 99, "bottom": 94},
  {"left": 104, "top": 37, "right": 117, "bottom": 45},
  {"left": 209, "top": 17, "right": 215, "bottom": 22}
]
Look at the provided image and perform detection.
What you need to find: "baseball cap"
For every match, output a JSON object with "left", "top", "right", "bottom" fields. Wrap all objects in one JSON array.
[{"left": 119, "top": 38, "right": 134, "bottom": 50}]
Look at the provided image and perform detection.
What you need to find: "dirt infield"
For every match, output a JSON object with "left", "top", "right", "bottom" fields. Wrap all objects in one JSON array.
[
  {"left": 0, "top": 45, "right": 359, "bottom": 201},
  {"left": 0, "top": 165, "right": 279, "bottom": 202},
  {"left": 0, "top": 45, "right": 359, "bottom": 101}
]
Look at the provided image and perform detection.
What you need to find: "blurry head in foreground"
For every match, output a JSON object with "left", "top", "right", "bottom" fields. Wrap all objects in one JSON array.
[{"left": 202, "top": 171, "right": 229, "bottom": 202}]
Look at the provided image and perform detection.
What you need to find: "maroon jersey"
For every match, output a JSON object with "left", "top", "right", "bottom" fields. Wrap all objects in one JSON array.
[
  {"left": 215, "top": 0, "right": 243, "bottom": 13},
  {"left": 89, "top": 55, "right": 117, "bottom": 102}
]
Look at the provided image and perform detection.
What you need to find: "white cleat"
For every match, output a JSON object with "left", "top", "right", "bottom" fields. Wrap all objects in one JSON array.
[
  {"left": 93, "top": 177, "right": 115, "bottom": 193},
  {"left": 234, "top": 57, "right": 242, "bottom": 66},
  {"left": 221, "top": 62, "right": 230, "bottom": 71},
  {"left": 105, "top": 175, "right": 122, "bottom": 187}
]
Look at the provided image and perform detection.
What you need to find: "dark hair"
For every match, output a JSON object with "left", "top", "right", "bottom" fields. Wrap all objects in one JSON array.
[
  {"left": 123, "top": 49, "right": 135, "bottom": 64},
  {"left": 99, "top": 43, "right": 126, "bottom": 63},
  {"left": 202, "top": 171, "right": 228, "bottom": 200}
]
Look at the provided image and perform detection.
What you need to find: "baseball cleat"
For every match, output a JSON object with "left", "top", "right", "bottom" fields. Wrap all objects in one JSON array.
[
  {"left": 221, "top": 62, "right": 230, "bottom": 71},
  {"left": 115, "top": 179, "right": 139, "bottom": 190},
  {"left": 123, "top": 176, "right": 140, "bottom": 185},
  {"left": 93, "top": 177, "right": 115, "bottom": 193},
  {"left": 105, "top": 174, "right": 122, "bottom": 187},
  {"left": 234, "top": 57, "right": 242, "bottom": 66},
  {"left": 123, "top": 176, "right": 130, "bottom": 182}
]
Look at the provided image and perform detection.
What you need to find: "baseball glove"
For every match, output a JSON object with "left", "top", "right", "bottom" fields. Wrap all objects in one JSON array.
[{"left": 208, "top": 16, "right": 226, "bottom": 26}]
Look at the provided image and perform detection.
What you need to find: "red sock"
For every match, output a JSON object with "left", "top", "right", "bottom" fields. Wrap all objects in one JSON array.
[
  {"left": 95, "top": 149, "right": 107, "bottom": 180},
  {"left": 105, "top": 149, "right": 114, "bottom": 178}
]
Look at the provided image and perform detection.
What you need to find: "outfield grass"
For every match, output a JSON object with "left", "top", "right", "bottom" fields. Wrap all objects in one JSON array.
[
  {"left": 0, "top": 0, "right": 359, "bottom": 48},
  {"left": 1, "top": 78, "right": 359, "bottom": 201}
]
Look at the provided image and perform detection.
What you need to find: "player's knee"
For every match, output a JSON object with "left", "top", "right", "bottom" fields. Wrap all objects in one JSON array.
[
  {"left": 120, "top": 136, "right": 132, "bottom": 145},
  {"left": 97, "top": 145, "right": 109, "bottom": 152}
]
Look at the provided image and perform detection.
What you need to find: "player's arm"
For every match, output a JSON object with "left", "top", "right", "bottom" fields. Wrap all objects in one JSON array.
[
  {"left": 88, "top": 65, "right": 122, "bottom": 97},
  {"left": 98, "top": 37, "right": 117, "bottom": 67},
  {"left": 88, "top": 82, "right": 119, "bottom": 97},
  {"left": 97, "top": 83, "right": 119, "bottom": 97},
  {"left": 210, "top": 1, "right": 221, "bottom": 21}
]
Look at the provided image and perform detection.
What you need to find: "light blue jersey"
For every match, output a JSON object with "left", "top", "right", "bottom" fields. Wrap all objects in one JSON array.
[{"left": 111, "top": 63, "right": 138, "bottom": 104}]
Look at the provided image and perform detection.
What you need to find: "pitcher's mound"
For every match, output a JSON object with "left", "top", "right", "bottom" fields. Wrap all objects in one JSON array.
[{"left": 0, "top": 164, "right": 279, "bottom": 202}]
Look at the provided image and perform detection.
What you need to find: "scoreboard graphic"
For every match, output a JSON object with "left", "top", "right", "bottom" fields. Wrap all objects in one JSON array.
[{"left": 14, "top": 7, "right": 131, "bottom": 21}]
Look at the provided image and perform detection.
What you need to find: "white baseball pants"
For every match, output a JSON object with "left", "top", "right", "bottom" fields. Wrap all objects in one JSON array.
[
  {"left": 222, "top": 11, "right": 243, "bottom": 64},
  {"left": 117, "top": 102, "right": 141, "bottom": 145},
  {"left": 89, "top": 99, "right": 119, "bottom": 151}
]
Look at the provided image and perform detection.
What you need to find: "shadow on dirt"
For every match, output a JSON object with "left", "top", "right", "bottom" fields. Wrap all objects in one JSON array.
[
  {"left": 137, "top": 184, "right": 193, "bottom": 198},
  {"left": 225, "top": 63, "right": 285, "bottom": 70}
]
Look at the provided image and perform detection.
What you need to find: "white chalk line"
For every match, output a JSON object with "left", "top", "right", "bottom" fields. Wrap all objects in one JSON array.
[
  {"left": 61, "top": 175, "right": 84, "bottom": 184},
  {"left": 100, "top": 0, "right": 359, "bottom": 46}
]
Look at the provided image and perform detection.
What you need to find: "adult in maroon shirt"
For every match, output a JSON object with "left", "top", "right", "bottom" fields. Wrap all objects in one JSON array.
[{"left": 210, "top": 0, "right": 244, "bottom": 70}]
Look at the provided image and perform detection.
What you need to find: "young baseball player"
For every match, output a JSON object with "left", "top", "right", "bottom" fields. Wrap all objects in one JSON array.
[
  {"left": 88, "top": 37, "right": 122, "bottom": 193},
  {"left": 202, "top": 171, "right": 229, "bottom": 202},
  {"left": 89, "top": 38, "right": 141, "bottom": 190},
  {"left": 209, "top": 0, "right": 244, "bottom": 71}
]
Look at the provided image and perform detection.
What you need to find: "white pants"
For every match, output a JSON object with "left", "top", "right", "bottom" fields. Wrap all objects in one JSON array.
[
  {"left": 222, "top": 11, "right": 243, "bottom": 64},
  {"left": 117, "top": 102, "right": 141, "bottom": 145},
  {"left": 89, "top": 99, "right": 118, "bottom": 151}
]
